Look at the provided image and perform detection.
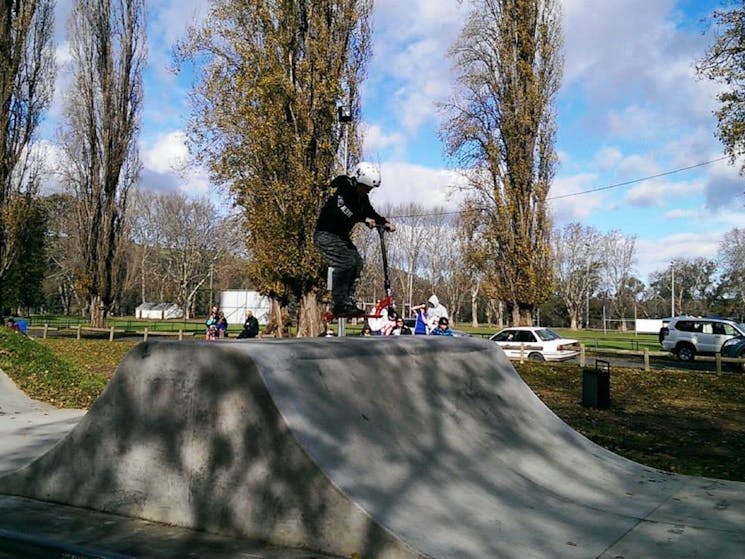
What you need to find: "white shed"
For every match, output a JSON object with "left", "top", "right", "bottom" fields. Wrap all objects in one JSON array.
[
  {"left": 219, "top": 290, "right": 271, "bottom": 326},
  {"left": 135, "top": 302, "right": 184, "bottom": 320}
]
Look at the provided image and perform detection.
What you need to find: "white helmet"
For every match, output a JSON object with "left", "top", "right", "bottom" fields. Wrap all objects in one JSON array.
[{"left": 351, "top": 161, "right": 381, "bottom": 188}]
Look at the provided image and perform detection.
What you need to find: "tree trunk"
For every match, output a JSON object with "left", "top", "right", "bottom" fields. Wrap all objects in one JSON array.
[
  {"left": 570, "top": 314, "right": 579, "bottom": 329},
  {"left": 513, "top": 303, "right": 533, "bottom": 327},
  {"left": 296, "top": 290, "right": 323, "bottom": 338},
  {"left": 90, "top": 294, "right": 107, "bottom": 328},
  {"left": 471, "top": 284, "right": 479, "bottom": 328},
  {"left": 264, "top": 298, "right": 287, "bottom": 338}
]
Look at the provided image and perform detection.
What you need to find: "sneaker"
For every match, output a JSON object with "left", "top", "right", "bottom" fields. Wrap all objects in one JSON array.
[{"left": 332, "top": 303, "right": 365, "bottom": 316}]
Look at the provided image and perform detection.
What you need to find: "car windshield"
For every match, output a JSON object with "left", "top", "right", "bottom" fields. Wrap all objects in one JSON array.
[{"left": 534, "top": 328, "right": 561, "bottom": 341}]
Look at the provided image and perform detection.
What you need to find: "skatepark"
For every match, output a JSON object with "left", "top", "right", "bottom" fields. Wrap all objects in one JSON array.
[{"left": 1, "top": 336, "right": 744, "bottom": 558}]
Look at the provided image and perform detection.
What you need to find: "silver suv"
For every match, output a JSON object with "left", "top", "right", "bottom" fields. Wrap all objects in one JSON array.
[{"left": 661, "top": 316, "right": 745, "bottom": 361}]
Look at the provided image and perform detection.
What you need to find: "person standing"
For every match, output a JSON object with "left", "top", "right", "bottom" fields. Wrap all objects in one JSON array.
[
  {"left": 425, "top": 295, "right": 448, "bottom": 333},
  {"left": 412, "top": 303, "right": 429, "bottom": 335},
  {"left": 314, "top": 162, "right": 396, "bottom": 316}
]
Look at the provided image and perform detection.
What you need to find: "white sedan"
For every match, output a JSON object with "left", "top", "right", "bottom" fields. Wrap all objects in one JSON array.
[{"left": 489, "top": 327, "right": 579, "bottom": 362}]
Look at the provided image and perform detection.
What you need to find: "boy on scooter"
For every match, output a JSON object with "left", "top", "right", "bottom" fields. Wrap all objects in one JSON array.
[{"left": 314, "top": 162, "right": 396, "bottom": 316}]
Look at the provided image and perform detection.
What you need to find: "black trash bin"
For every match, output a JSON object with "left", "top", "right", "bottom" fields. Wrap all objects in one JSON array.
[{"left": 582, "top": 359, "right": 610, "bottom": 409}]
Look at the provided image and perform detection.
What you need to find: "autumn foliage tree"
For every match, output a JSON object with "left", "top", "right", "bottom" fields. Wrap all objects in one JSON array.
[
  {"left": 440, "top": 0, "right": 563, "bottom": 325},
  {"left": 177, "top": 0, "right": 372, "bottom": 336},
  {"left": 697, "top": 4, "right": 745, "bottom": 180},
  {"left": 0, "top": 0, "right": 55, "bottom": 312}
]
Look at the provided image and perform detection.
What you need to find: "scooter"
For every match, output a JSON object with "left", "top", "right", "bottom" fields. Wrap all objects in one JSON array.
[{"left": 322, "top": 224, "right": 396, "bottom": 322}]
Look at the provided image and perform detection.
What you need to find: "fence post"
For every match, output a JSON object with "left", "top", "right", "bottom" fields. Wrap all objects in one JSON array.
[
  {"left": 43, "top": 324, "right": 48, "bottom": 339},
  {"left": 715, "top": 353, "right": 722, "bottom": 375},
  {"left": 519, "top": 343, "right": 525, "bottom": 364},
  {"left": 109, "top": 326, "right": 115, "bottom": 342},
  {"left": 144, "top": 327, "right": 148, "bottom": 342},
  {"left": 643, "top": 348, "right": 650, "bottom": 372},
  {"left": 580, "top": 344, "right": 586, "bottom": 368},
  {"left": 178, "top": 329, "right": 183, "bottom": 341},
  {"left": 76, "top": 325, "right": 81, "bottom": 340}
]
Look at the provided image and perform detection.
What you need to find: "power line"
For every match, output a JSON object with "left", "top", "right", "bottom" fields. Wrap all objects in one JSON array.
[
  {"left": 388, "top": 156, "right": 728, "bottom": 220},
  {"left": 547, "top": 156, "right": 728, "bottom": 201}
]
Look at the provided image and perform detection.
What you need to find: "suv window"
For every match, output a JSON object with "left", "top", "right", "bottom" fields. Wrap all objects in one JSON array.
[
  {"left": 674, "top": 320, "right": 696, "bottom": 332},
  {"left": 714, "top": 322, "right": 737, "bottom": 335}
]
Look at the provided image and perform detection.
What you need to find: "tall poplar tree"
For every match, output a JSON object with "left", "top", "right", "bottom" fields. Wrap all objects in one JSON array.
[
  {"left": 0, "top": 0, "right": 55, "bottom": 312},
  {"left": 697, "top": 4, "right": 745, "bottom": 180},
  {"left": 59, "top": 0, "right": 145, "bottom": 327},
  {"left": 177, "top": 0, "right": 372, "bottom": 336},
  {"left": 440, "top": 0, "right": 563, "bottom": 325}
]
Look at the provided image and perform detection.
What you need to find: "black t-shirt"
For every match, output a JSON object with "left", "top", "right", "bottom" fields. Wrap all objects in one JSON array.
[{"left": 315, "top": 175, "right": 387, "bottom": 238}]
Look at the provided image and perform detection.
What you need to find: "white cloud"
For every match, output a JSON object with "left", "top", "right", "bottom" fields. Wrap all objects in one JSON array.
[
  {"left": 140, "top": 130, "right": 209, "bottom": 196},
  {"left": 665, "top": 209, "right": 698, "bottom": 219},
  {"left": 371, "top": 162, "right": 467, "bottom": 212},
  {"left": 363, "top": 124, "right": 406, "bottom": 158},
  {"left": 636, "top": 231, "right": 723, "bottom": 280},
  {"left": 148, "top": 0, "right": 207, "bottom": 48},
  {"left": 593, "top": 147, "right": 624, "bottom": 170},
  {"left": 367, "top": 0, "right": 468, "bottom": 135},
  {"left": 626, "top": 178, "right": 702, "bottom": 208},
  {"left": 141, "top": 130, "right": 188, "bottom": 174},
  {"left": 549, "top": 173, "right": 605, "bottom": 222}
]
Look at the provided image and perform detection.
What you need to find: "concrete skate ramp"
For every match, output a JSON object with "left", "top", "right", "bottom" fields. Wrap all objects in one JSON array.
[{"left": 0, "top": 337, "right": 744, "bottom": 558}]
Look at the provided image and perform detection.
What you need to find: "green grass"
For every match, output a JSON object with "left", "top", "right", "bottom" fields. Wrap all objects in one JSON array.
[
  {"left": 516, "top": 361, "right": 745, "bottom": 482},
  {"left": 2, "top": 330, "right": 742, "bottom": 482},
  {"left": 0, "top": 329, "right": 113, "bottom": 408}
]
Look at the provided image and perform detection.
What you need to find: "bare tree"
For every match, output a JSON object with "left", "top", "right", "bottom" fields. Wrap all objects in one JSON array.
[
  {"left": 381, "top": 202, "right": 445, "bottom": 314},
  {"left": 441, "top": 0, "right": 563, "bottom": 325},
  {"left": 42, "top": 193, "right": 85, "bottom": 314},
  {"left": 156, "top": 193, "right": 242, "bottom": 319},
  {"left": 553, "top": 222, "right": 602, "bottom": 329},
  {"left": 0, "top": 0, "right": 55, "bottom": 310},
  {"left": 718, "top": 227, "right": 745, "bottom": 314},
  {"left": 58, "top": 0, "right": 145, "bottom": 327},
  {"left": 599, "top": 230, "right": 637, "bottom": 329},
  {"left": 128, "top": 189, "right": 165, "bottom": 305},
  {"left": 127, "top": 191, "right": 245, "bottom": 319}
]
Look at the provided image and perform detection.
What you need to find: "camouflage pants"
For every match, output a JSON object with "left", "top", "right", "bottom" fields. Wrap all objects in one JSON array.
[{"left": 313, "top": 230, "right": 363, "bottom": 307}]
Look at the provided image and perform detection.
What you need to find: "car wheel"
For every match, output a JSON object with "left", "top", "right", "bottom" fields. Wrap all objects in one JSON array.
[
  {"left": 528, "top": 352, "right": 545, "bottom": 362},
  {"left": 676, "top": 343, "right": 696, "bottom": 362}
]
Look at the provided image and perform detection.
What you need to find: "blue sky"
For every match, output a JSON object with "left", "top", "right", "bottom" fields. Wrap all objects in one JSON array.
[{"left": 45, "top": 0, "right": 745, "bottom": 283}]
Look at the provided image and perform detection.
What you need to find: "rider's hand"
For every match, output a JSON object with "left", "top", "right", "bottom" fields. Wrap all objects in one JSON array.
[
  {"left": 385, "top": 222, "right": 396, "bottom": 232},
  {"left": 365, "top": 218, "right": 376, "bottom": 229}
]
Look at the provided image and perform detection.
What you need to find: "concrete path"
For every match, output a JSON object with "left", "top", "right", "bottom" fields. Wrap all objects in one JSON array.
[
  {"left": 0, "top": 369, "right": 86, "bottom": 476},
  {"left": 0, "top": 337, "right": 744, "bottom": 558}
]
